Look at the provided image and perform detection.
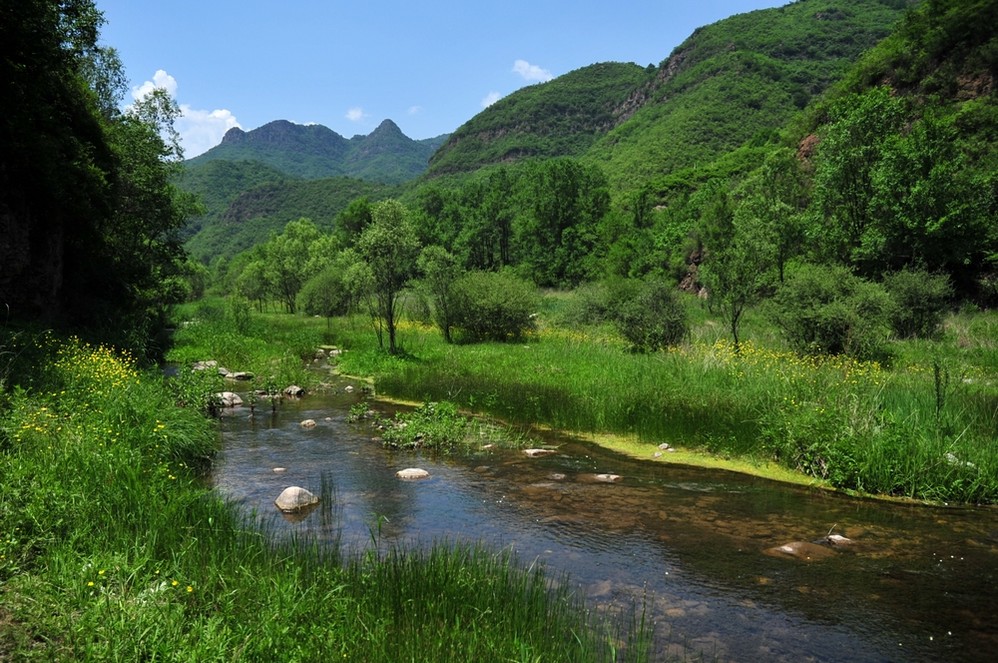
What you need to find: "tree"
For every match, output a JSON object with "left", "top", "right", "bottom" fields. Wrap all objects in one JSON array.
[
  {"left": 357, "top": 200, "right": 420, "bottom": 354},
  {"left": 417, "top": 245, "right": 463, "bottom": 343},
  {"left": 770, "top": 264, "right": 893, "bottom": 360},
  {"left": 1, "top": 1, "right": 201, "bottom": 356},
  {"left": 334, "top": 197, "right": 373, "bottom": 246},
  {"left": 698, "top": 181, "right": 775, "bottom": 350},
  {"left": 298, "top": 249, "right": 364, "bottom": 325},
  {"left": 262, "top": 218, "right": 336, "bottom": 313},
  {"left": 515, "top": 159, "right": 610, "bottom": 286},
  {"left": 812, "top": 87, "right": 907, "bottom": 272}
]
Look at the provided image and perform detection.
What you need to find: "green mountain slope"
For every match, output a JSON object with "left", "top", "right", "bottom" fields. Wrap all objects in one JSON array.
[
  {"left": 586, "top": 0, "right": 916, "bottom": 191},
  {"left": 185, "top": 177, "right": 399, "bottom": 262},
  {"left": 426, "top": 62, "right": 652, "bottom": 176},
  {"left": 186, "top": 119, "right": 448, "bottom": 184}
]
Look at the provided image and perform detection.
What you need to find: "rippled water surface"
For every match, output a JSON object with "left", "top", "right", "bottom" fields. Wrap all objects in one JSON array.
[{"left": 213, "top": 383, "right": 998, "bottom": 662}]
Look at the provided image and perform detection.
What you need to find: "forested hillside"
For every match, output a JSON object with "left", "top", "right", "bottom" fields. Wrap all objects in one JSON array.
[
  {"left": 187, "top": 0, "right": 996, "bottom": 317},
  {"left": 586, "top": 0, "right": 915, "bottom": 191},
  {"left": 425, "top": 62, "right": 652, "bottom": 176},
  {"left": 185, "top": 176, "right": 398, "bottom": 261},
  {"left": 423, "top": 0, "right": 914, "bottom": 191}
]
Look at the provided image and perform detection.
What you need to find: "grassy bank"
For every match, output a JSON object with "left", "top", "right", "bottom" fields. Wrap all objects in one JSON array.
[
  {"left": 299, "top": 295, "right": 997, "bottom": 505},
  {"left": 0, "top": 327, "right": 647, "bottom": 661}
]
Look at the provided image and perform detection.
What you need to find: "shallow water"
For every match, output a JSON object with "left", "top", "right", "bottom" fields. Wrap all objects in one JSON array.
[{"left": 214, "top": 382, "right": 998, "bottom": 662}]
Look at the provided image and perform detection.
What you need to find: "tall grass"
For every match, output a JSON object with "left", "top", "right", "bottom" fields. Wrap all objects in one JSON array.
[
  {"left": 327, "top": 299, "right": 998, "bottom": 504},
  {"left": 0, "top": 329, "right": 649, "bottom": 661}
]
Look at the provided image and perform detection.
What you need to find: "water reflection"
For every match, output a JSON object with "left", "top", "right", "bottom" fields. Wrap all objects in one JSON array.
[{"left": 214, "top": 385, "right": 998, "bottom": 662}]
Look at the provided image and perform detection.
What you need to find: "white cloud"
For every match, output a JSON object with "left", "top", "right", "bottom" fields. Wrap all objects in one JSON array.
[
  {"left": 512, "top": 59, "right": 553, "bottom": 83},
  {"left": 176, "top": 107, "right": 241, "bottom": 158},
  {"left": 481, "top": 91, "right": 502, "bottom": 108},
  {"left": 131, "top": 70, "right": 241, "bottom": 158},
  {"left": 408, "top": 105, "right": 422, "bottom": 115},
  {"left": 131, "top": 69, "right": 178, "bottom": 101},
  {"left": 346, "top": 107, "right": 367, "bottom": 122}
]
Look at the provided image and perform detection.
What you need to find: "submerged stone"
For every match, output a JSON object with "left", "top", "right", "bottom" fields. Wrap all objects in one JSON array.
[
  {"left": 766, "top": 541, "right": 837, "bottom": 561},
  {"left": 300, "top": 419, "right": 316, "bottom": 429}
]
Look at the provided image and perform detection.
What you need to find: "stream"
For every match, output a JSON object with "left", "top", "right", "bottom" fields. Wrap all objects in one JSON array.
[{"left": 213, "top": 380, "right": 998, "bottom": 662}]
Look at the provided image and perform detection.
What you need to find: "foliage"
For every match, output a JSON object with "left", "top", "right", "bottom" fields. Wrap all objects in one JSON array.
[
  {"left": 612, "top": 278, "right": 690, "bottom": 353},
  {"left": 376, "top": 401, "right": 469, "bottom": 450},
  {"left": 451, "top": 270, "right": 539, "bottom": 342},
  {"left": 0, "top": 1, "right": 197, "bottom": 359},
  {"left": 769, "top": 263, "right": 893, "bottom": 360},
  {"left": 417, "top": 245, "right": 464, "bottom": 342},
  {"left": 515, "top": 158, "right": 611, "bottom": 287},
  {"left": 357, "top": 200, "right": 421, "bottom": 354},
  {"left": 883, "top": 267, "right": 954, "bottom": 339},
  {"left": 298, "top": 249, "right": 366, "bottom": 320}
]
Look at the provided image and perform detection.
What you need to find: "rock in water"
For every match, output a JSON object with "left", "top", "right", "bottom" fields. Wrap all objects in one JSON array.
[
  {"left": 396, "top": 468, "right": 430, "bottom": 480},
  {"left": 216, "top": 392, "right": 243, "bottom": 407},
  {"left": 524, "top": 448, "right": 556, "bottom": 458},
  {"left": 300, "top": 419, "right": 316, "bottom": 429},
  {"left": 274, "top": 486, "right": 320, "bottom": 512}
]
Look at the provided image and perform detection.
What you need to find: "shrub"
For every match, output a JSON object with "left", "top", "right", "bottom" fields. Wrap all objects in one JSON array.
[
  {"left": 611, "top": 278, "right": 689, "bottom": 352},
  {"left": 883, "top": 267, "right": 953, "bottom": 339},
  {"left": 451, "top": 270, "right": 538, "bottom": 342},
  {"left": 770, "top": 263, "right": 892, "bottom": 359}
]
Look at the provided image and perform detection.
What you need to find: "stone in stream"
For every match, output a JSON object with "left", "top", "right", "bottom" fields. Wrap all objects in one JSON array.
[
  {"left": 765, "top": 541, "right": 837, "bottom": 561},
  {"left": 524, "top": 448, "right": 556, "bottom": 458},
  {"left": 577, "top": 473, "right": 623, "bottom": 483},
  {"left": 284, "top": 385, "right": 305, "bottom": 398},
  {"left": 300, "top": 419, "right": 317, "bottom": 429},
  {"left": 274, "top": 486, "right": 320, "bottom": 512},
  {"left": 216, "top": 392, "right": 243, "bottom": 407},
  {"left": 396, "top": 468, "right": 430, "bottom": 480}
]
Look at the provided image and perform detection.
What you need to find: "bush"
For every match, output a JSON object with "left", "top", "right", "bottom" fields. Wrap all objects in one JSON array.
[
  {"left": 770, "top": 263, "right": 892, "bottom": 359},
  {"left": 451, "top": 270, "right": 538, "bottom": 342},
  {"left": 611, "top": 278, "right": 689, "bottom": 352},
  {"left": 883, "top": 267, "right": 953, "bottom": 339}
]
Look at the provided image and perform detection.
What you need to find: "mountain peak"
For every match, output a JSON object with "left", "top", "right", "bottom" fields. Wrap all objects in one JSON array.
[{"left": 371, "top": 118, "right": 403, "bottom": 136}]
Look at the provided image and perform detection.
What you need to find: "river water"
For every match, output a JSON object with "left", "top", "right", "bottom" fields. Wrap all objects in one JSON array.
[{"left": 213, "top": 381, "right": 998, "bottom": 662}]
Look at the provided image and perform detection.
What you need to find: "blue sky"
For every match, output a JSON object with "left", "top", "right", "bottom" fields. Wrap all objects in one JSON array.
[{"left": 96, "top": 0, "right": 788, "bottom": 157}]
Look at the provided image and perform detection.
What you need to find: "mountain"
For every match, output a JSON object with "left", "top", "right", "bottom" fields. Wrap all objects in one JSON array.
[
  {"left": 181, "top": 0, "right": 919, "bottom": 265},
  {"left": 424, "top": 0, "right": 915, "bottom": 190},
  {"left": 426, "top": 62, "right": 652, "bottom": 176},
  {"left": 184, "top": 176, "right": 399, "bottom": 262},
  {"left": 186, "top": 119, "right": 449, "bottom": 184}
]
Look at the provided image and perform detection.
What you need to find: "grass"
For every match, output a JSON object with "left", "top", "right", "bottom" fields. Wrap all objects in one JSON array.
[
  {"left": 0, "top": 327, "right": 650, "bottom": 661},
  {"left": 318, "top": 294, "right": 998, "bottom": 504}
]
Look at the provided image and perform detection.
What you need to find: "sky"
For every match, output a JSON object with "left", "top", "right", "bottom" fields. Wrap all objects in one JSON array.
[{"left": 95, "top": 0, "right": 789, "bottom": 157}]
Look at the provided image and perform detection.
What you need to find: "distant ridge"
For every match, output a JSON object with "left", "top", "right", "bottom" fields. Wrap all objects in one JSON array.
[{"left": 187, "top": 119, "right": 449, "bottom": 184}]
